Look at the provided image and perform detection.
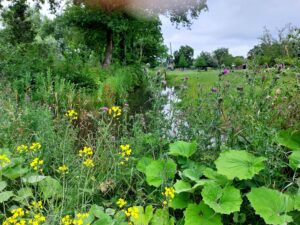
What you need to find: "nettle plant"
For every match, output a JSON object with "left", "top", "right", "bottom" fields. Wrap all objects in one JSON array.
[{"left": 136, "top": 137, "right": 300, "bottom": 225}]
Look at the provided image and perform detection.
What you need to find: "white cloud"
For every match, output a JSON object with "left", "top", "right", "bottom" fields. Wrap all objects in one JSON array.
[{"left": 161, "top": 0, "right": 300, "bottom": 57}]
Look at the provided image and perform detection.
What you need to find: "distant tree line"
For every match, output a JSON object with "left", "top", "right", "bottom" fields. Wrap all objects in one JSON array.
[
  {"left": 172, "top": 45, "right": 245, "bottom": 70},
  {"left": 247, "top": 25, "right": 300, "bottom": 67}
]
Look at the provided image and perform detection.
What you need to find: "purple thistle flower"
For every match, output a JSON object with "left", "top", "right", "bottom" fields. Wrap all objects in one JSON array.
[
  {"left": 100, "top": 107, "right": 109, "bottom": 111},
  {"left": 182, "top": 76, "right": 189, "bottom": 81},
  {"left": 124, "top": 103, "right": 129, "bottom": 108},
  {"left": 211, "top": 87, "right": 218, "bottom": 93},
  {"left": 223, "top": 69, "right": 230, "bottom": 75}
]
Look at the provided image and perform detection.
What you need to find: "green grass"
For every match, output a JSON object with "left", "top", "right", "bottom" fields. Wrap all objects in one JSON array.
[
  {"left": 166, "top": 69, "right": 245, "bottom": 106},
  {"left": 166, "top": 69, "right": 298, "bottom": 107}
]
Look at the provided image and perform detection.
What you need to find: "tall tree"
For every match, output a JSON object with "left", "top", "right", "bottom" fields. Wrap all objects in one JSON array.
[
  {"left": 174, "top": 45, "right": 194, "bottom": 68},
  {"left": 73, "top": 0, "right": 207, "bottom": 67},
  {"left": 213, "top": 48, "right": 233, "bottom": 67},
  {"left": 1, "top": 0, "right": 207, "bottom": 67},
  {"left": 1, "top": 0, "right": 36, "bottom": 44}
]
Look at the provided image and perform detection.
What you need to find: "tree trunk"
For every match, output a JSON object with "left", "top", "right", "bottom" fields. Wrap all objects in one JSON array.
[
  {"left": 139, "top": 43, "right": 143, "bottom": 63},
  {"left": 119, "top": 33, "right": 126, "bottom": 65},
  {"left": 102, "top": 29, "right": 113, "bottom": 68}
]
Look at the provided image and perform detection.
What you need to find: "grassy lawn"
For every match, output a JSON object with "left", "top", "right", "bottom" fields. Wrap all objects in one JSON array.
[
  {"left": 165, "top": 69, "right": 298, "bottom": 108},
  {"left": 166, "top": 69, "right": 246, "bottom": 105}
]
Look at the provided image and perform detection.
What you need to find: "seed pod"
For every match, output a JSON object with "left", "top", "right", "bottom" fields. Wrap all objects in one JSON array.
[
  {"left": 237, "top": 86, "right": 244, "bottom": 92},
  {"left": 218, "top": 97, "right": 224, "bottom": 104}
]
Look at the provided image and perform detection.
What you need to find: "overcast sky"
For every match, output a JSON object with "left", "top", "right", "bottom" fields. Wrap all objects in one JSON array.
[{"left": 161, "top": 0, "right": 300, "bottom": 57}]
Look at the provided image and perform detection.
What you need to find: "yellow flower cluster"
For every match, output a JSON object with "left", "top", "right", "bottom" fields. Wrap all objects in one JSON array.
[
  {"left": 16, "top": 145, "right": 28, "bottom": 153},
  {"left": 16, "top": 143, "right": 42, "bottom": 154},
  {"left": 61, "top": 215, "right": 73, "bottom": 225},
  {"left": 30, "top": 143, "right": 42, "bottom": 152},
  {"left": 116, "top": 198, "right": 127, "bottom": 208},
  {"left": 30, "top": 158, "right": 44, "bottom": 172},
  {"left": 119, "top": 144, "right": 132, "bottom": 165},
  {"left": 30, "top": 201, "right": 43, "bottom": 211},
  {"left": 3, "top": 208, "right": 26, "bottom": 225},
  {"left": 162, "top": 187, "right": 175, "bottom": 206},
  {"left": 108, "top": 106, "right": 122, "bottom": 118},
  {"left": 65, "top": 109, "right": 78, "bottom": 121},
  {"left": 79, "top": 146, "right": 95, "bottom": 168},
  {"left": 58, "top": 165, "right": 69, "bottom": 174},
  {"left": 28, "top": 214, "right": 46, "bottom": 225},
  {"left": 124, "top": 206, "right": 139, "bottom": 219},
  {"left": 61, "top": 213, "right": 89, "bottom": 225},
  {"left": 83, "top": 159, "right": 94, "bottom": 168},
  {"left": 3, "top": 208, "right": 46, "bottom": 225},
  {"left": 79, "top": 147, "right": 93, "bottom": 157},
  {"left": 0, "top": 154, "right": 11, "bottom": 167}
]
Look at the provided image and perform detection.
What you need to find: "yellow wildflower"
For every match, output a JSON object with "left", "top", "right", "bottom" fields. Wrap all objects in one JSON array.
[
  {"left": 30, "top": 158, "right": 44, "bottom": 171},
  {"left": 11, "top": 208, "right": 25, "bottom": 218},
  {"left": 16, "top": 144, "right": 28, "bottom": 153},
  {"left": 65, "top": 109, "right": 78, "bottom": 121},
  {"left": 108, "top": 106, "right": 122, "bottom": 118},
  {"left": 73, "top": 213, "right": 89, "bottom": 225},
  {"left": 83, "top": 159, "right": 95, "bottom": 168},
  {"left": 120, "top": 144, "right": 132, "bottom": 156},
  {"left": 58, "top": 165, "right": 69, "bottom": 174},
  {"left": 28, "top": 213, "right": 46, "bottom": 225},
  {"left": 124, "top": 207, "right": 139, "bottom": 219},
  {"left": 163, "top": 187, "right": 175, "bottom": 199},
  {"left": 0, "top": 154, "right": 10, "bottom": 167},
  {"left": 61, "top": 215, "right": 73, "bottom": 225},
  {"left": 116, "top": 198, "right": 127, "bottom": 208},
  {"left": 30, "top": 201, "right": 43, "bottom": 211},
  {"left": 79, "top": 146, "right": 93, "bottom": 157},
  {"left": 29, "top": 142, "right": 42, "bottom": 152}
]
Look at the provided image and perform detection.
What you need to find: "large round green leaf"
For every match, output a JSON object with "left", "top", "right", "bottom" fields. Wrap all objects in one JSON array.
[
  {"left": 169, "top": 193, "right": 190, "bottom": 209},
  {"left": 0, "top": 191, "right": 14, "bottom": 203},
  {"left": 137, "top": 157, "right": 153, "bottom": 174},
  {"left": 145, "top": 159, "right": 177, "bottom": 187},
  {"left": 202, "top": 182, "right": 242, "bottom": 214},
  {"left": 247, "top": 187, "right": 294, "bottom": 225},
  {"left": 184, "top": 202, "right": 222, "bottom": 225},
  {"left": 0, "top": 181, "right": 7, "bottom": 192},
  {"left": 131, "top": 206, "right": 153, "bottom": 225},
  {"left": 203, "top": 168, "right": 230, "bottom": 186},
  {"left": 215, "top": 150, "right": 266, "bottom": 180},
  {"left": 168, "top": 141, "right": 197, "bottom": 158},
  {"left": 174, "top": 180, "right": 192, "bottom": 193},
  {"left": 38, "top": 177, "right": 63, "bottom": 199},
  {"left": 276, "top": 130, "right": 300, "bottom": 151},
  {"left": 289, "top": 151, "right": 300, "bottom": 171},
  {"left": 295, "top": 195, "right": 300, "bottom": 211},
  {"left": 150, "top": 208, "right": 174, "bottom": 225}
]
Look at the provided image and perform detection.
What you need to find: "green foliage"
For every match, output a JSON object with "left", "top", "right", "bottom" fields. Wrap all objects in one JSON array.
[
  {"left": 289, "top": 151, "right": 300, "bottom": 170},
  {"left": 248, "top": 26, "right": 300, "bottom": 66},
  {"left": 202, "top": 182, "right": 242, "bottom": 214},
  {"left": 131, "top": 206, "right": 153, "bottom": 225},
  {"left": 168, "top": 141, "right": 197, "bottom": 158},
  {"left": 276, "top": 129, "right": 300, "bottom": 151},
  {"left": 247, "top": 187, "right": 295, "bottom": 225},
  {"left": 38, "top": 176, "right": 63, "bottom": 199},
  {"left": 0, "top": 191, "right": 14, "bottom": 203},
  {"left": 169, "top": 193, "right": 190, "bottom": 209},
  {"left": 150, "top": 208, "right": 174, "bottom": 225},
  {"left": 184, "top": 202, "right": 222, "bottom": 225},
  {"left": 215, "top": 150, "right": 266, "bottom": 180},
  {"left": 143, "top": 159, "right": 177, "bottom": 187},
  {"left": 1, "top": 0, "right": 36, "bottom": 44},
  {"left": 174, "top": 45, "right": 194, "bottom": 68},
  {"left": 213, "top": 48, "right": 233, "bottom": 67},
  {"left": 174, "top": 180, "right": 192, "bottom": 193}
]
